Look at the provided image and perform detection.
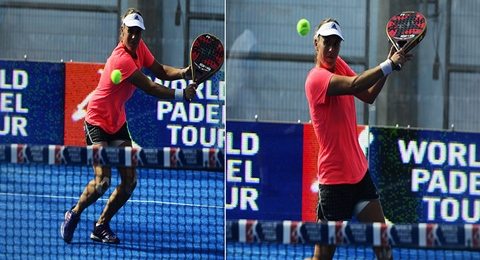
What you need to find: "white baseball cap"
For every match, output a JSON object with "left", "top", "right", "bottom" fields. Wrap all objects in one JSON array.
[
  {"left": 314, "top": 21, "right": 344, "bottom": 41},
  {"left": 123, "top": 13, "right": 145, "bottom": 30}
]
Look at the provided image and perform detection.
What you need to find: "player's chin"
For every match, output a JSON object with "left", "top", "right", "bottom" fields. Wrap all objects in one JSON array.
[
  {"left": 322, "top": 60, "right": 335, "bottom": 69},
  {"left": 325, "top": 56, "right": 336, "bottom": 64},
  {"left": 126, "top": 42, "right": 139, "bottom": 52}
]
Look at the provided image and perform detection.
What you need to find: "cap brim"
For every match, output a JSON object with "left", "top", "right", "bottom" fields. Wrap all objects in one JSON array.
[
  {"left": 319, "top": 29, "right": 344, "bottom": 40},
  {"left": 124, "top": 21, "right": 145, "bottom": 30}
]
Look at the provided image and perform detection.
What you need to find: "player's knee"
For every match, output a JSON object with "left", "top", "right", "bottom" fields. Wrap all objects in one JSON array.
[
  {"left": 95, "top": 177, "right": 110, "bottom": 196},
  {"left": 124, "top": 176, "right": 137, "bottom": 195},
  {"left": 374, "top": 245, "right": 392, "bottom": 260}
]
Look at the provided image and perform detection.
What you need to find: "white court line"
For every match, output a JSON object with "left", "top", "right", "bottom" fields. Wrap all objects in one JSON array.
[{"left": 0, "top": 192, "right": 224, "bottom": 209}]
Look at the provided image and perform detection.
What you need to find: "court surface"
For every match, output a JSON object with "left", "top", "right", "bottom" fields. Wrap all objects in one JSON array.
[
  {"left": 3, "top": 164, "right": 479, "bottom": 259},
  {"left": 0, "top": 164, "right": 224, "bottom": 260},
  {"left": 227, "top": 238, "right": 480, "bottom": 259}
]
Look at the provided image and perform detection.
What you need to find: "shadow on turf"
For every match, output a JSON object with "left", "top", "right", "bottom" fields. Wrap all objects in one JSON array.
[{"left": 69, "top": 241, "right": 224, "bottom": 257}]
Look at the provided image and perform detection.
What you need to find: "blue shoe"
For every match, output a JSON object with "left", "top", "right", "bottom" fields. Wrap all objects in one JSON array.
[
  {"left": 90, "top": 223, "right": 120, "bottom": 244},
  {"left": 61, "top": 208, "right": 80, "bottom": 243}
]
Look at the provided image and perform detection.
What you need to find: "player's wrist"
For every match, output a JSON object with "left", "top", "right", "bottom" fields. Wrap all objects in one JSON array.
[
  {"left": 175, "top": 89, "right": 184, "bottom": 100},
  {"left": 181, "top": 68, "right": 186, "bottom": 79},
  {"left": 380, "top": 59, "right": 393, "bottom": 76}
]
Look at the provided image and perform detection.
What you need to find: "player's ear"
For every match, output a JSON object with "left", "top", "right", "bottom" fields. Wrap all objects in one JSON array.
[{"left": 313, "top": 38, "right": 318, "bottom": 50}]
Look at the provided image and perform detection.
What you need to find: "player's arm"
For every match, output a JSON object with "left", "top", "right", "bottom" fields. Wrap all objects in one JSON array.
[
  {"left": 327, "top": 47, "right": 406, "bottom": 103},
  {"left": 127, "top": 69, "right": 196, "bottom": 100},
  {"left": 148, "top": 59, "right": 183, "bottom": 80},
  {"left": 147, "top": 59, "right": 187, "bottom": 80},
  {"left": 327, "top": 67, "right": 386, "bottom": 100},
  {"left": 354, "top": 76, "right": 388, "bottom": 104},
  {"left": 355, "top": 46, "right": 414, "bottom": 103}
]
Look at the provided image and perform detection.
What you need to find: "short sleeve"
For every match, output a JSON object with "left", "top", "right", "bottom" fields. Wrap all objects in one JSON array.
[
  {"left": 138, "top": 39, "right": 155, "bottom": 68},
  {"left": 305, "top": 68, "right": 333, "bottom": 106}
]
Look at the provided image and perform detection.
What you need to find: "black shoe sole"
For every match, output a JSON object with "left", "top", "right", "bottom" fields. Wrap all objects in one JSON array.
[{"left": 90, "top": 234, "right": 120, "bottom": 244}]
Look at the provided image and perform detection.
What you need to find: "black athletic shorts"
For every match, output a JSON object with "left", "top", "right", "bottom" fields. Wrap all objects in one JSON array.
[
  {"left": 316, "top": 170, "right": 380, "bottom": 221},
  {"left": 84, "top": 121, "right": 131, "bottom": 145}
]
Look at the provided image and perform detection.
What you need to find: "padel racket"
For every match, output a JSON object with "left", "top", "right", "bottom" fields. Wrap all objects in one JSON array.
[
  {"left": 386, "top": 11, "right": 427, "bottom": 70},
  {"left": 190, "top": 33, "right": 224, "bottom": 85}
]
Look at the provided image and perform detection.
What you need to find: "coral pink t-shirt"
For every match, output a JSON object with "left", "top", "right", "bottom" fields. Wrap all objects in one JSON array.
[
  {"left": 305, "top": 57, "right": 368, "bottom": 185},
  {"left": 86, "top": 40, "right": 155, "bottom": 134}
]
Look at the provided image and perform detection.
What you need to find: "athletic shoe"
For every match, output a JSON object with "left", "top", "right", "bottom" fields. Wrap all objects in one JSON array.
[
  {"left": 61, "top": 208, "right": 80, "bottom": 244},
  {"left": 90, "top": 223, "right": 120, "bottom": 244}
]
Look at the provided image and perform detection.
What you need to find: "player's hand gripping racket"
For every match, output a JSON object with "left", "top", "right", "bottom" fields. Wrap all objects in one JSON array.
[
  {"left": 386, "top": 11, "right": 427, "bottom": 70},
  {"left": 190, "top": 33, "right": 224, "bottom": 85}
]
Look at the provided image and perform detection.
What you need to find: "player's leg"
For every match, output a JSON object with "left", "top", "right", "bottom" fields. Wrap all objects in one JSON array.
[
  {"left": 305, "top": 184, "right": 355, "bottom": 260},
  {"left": 305, "top": 225, "right": 336, "bottom": 260},
  {"left": 91, "top": 141, "right": 136, "bottom": 244},
  {"left": 64, "top": 163, "right": 111, "bottom": 243},
  {"left": 74, "top": 162, "right": 112, "bottom": 215},
  {"left": 62, "top": 164, "right": 111, "bottom": 243},
  {"left": 91, "top": 123, "right": 135, "bottom": 244},
  {"left": 354, "top": 171, "right": 392, "bottom": 260},
  {"left": 96, "top": 154, "right": 137, "bottom": 224},
  {"left": 74, "top": 122, "right": 113, "bottom": 214},
  {"left": 356, "top": 201, "right": 392, "bottom": 260},
  {"left": 61, "top": 122, "right": 111, "bottom": 243},
  {"left": 308, "top": 233, "right": 336, "bottom": 260},
  {"left": 308, "top": 215, "right": 336, "bottom": 260}
]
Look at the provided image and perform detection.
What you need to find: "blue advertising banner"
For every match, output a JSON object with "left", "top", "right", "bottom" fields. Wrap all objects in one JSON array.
[
  {"left": 0, "top": 61, "right": 65, "bottom": 145},
  {"left": 226, "top": 121, "right": 304, "bottom": 221},
  {"left": 126, "top": 71, "right": 224, "bottom": 149},
  {"left": 369, "top": 127, "right": 480, "bottom": 224}
]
